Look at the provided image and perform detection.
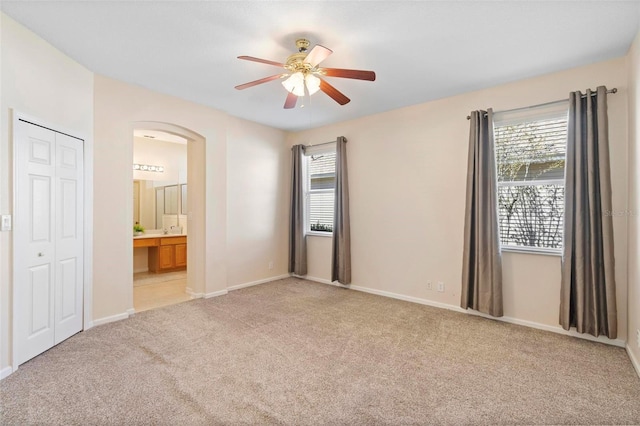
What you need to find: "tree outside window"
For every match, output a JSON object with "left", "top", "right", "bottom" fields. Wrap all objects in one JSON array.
[{"left": 494, "top": 110, "right": 568, "bottom": 251}]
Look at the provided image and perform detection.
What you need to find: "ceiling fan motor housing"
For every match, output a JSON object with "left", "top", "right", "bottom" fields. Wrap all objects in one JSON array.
[
  {"left": 295, "top": 38, "right": 310, "bottom": 52},
  {"left": 284, "top": 39, "right": 314, "bottom": 74},
  {"left": 285, "top": 53, "right": 313, "bottom": 74}
]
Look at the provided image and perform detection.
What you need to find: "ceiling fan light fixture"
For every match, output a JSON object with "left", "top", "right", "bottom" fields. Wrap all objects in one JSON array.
[
  {"left": 305, "top": 74, "right": 321, "bottom": 95},
  {"left": 236, "top": 38, "right": 375, "bottom": 107},
  {"left": 282, "top": 72, "right": 305, "bottom": 97}
]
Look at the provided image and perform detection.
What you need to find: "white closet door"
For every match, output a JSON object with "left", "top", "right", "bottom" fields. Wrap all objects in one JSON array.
[
  {"left": 54, "top": 133, "right": 84, "bottom": 344},
  {"left": 14, "top": 120, "right": 84, "bottom": 365}
]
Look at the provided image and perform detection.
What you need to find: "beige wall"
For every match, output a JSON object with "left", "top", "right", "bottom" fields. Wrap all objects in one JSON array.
[
  {"left": 0, "top": 13, "right": 94, "bottom": 372},
  {"left": 93, "top": 75, "right": 221, "bottom": 319},
  {"left": 94, "top": 75, "right": 289, "bottom": 319},
  {"left": 288, "top": 57, "right": 629, "bottom": 342},
  {"left": 627, "top": 28, "right": 640, "bottom": 370},
  {"left": 133, "top": 136, "right": 187, "bottom": 184},
  {"left": 226, "top": 116, "right": 290, "bottom": 286}
]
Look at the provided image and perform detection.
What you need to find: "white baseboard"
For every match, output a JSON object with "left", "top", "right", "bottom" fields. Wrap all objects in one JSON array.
[
  {"left": 1, "top": 366, "right": 13, "bottom": 380},
  {"left": 188, "top": 289, "right": 228, "bottom": 299},
  {"left": 204, "top": 289, "right": 228, "bottom": 299},
  {"left": 295, "top": 274, "right": 335, "bottom": 286},
  {"left": 465, "top": 309, "right": 627, "bottom": 348},
  {"left": 228, "top": 274, "right": 291, "bottom": 291},
  {"left": 126, "top": 308, "right": 136, "bottom": 317},
  {"left": 304, "top": 275, "right": 465, "bottom": 313},
  {"left": 350, "top": 282, "right": 465, "bottom": 313},
  {"left": 92, "top": 311, "right": 130, "bottom": 327},
  {"left": 186, "top": 287, "right": 203, "bottom": 299},
  {"left": 302, "top": 275, "right": 626, "bottom": 348},
  {"left": 627, "top": 345, "right": 640, "bottom": 379}
]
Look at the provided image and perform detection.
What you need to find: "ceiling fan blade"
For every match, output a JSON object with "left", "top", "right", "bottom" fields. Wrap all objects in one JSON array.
[
  {"left": 304, "top": 45, "right": 333, "bottom": 67},
  {"left": 322, "top": 68, "right": 376, "bottom": 81},
  {"left": 234, "top": 74, "right": 283, "bottom": 90},
  {"left": 319, "top": 79, "right": 350, "bottom": 105},
  {"left": 237, "top": 56, "right": 285, "bottom": 67},
  {"left": 283, "top": 92, "right": 297, "bottom": 109}
]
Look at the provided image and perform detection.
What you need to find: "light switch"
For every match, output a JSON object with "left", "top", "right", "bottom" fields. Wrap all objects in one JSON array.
[{"left": 1, "top": 215, "right": 12, "bottom": 231}]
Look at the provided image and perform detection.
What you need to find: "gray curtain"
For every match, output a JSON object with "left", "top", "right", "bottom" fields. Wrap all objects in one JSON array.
[
  {"left": 331, "top": 136, "right": 351, "bottom": 284},
  {"left": 461, "top": 109, "right": 503, "bottom": 317},
  {"left": 560, "top": 86, "right": 617, "bottom": 339},
  {"left": 288, "top": 145, "right": 307, "bottom": 275}
]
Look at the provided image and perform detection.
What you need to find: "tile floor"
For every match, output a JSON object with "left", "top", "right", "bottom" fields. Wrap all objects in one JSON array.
[{"left": 133, "top": 271, "right": 191, "bottom": 312}]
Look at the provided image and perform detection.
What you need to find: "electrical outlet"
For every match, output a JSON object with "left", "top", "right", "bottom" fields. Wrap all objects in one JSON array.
[
  {"left": 426, "top": 281, "right": 433, "bottom": 291},
  {"left": 437, "top": 281, "right": 445, "bottom": 292},
  {"left": 268, "top": 261, "right": 274, "bottom": 270}
]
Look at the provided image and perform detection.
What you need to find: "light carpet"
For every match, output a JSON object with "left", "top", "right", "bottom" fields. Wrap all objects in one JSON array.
[{"left": 1, "top": 278, "right": 639, "bottom": 425}]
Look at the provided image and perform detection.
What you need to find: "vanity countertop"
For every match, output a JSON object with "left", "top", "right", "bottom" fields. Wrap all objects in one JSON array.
[{"left": 133, "top": 233, "right": 187, "bottom": 240}]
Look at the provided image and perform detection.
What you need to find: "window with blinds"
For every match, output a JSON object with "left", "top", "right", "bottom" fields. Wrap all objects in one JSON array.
[
  {"left": 494, "top": 102, "right": 568, "bottom": 251},
  {"left": 307, "top": 151, "right": 336, "bottom": 233}
]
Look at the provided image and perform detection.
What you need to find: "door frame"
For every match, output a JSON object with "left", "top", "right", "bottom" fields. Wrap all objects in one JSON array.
[
  {"left": 11, "top": 110, "right": 93, "bottom": 373},
  {"left": 130, "top": 121, "right": 206, "bottom": 308}
]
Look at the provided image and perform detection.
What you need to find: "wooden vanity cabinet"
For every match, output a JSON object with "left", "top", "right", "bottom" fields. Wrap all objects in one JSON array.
[
  {"left": 146, "top": 236, "right": 187, "bottom": 272},
  {"left": 133, "top": 238, "right": 159, "bottom": 248},
  {"left": 174, "top": 243, "right": 187, "bottom": 267},
  {"left": 158, "top": 245, "right": 175, "bottom": 270}
]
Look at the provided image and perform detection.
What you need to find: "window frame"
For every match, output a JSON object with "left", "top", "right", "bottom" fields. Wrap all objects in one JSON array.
[
  {"left": 493, "top": 103, "right": 569, "bottom": 255},
  {"left": 304, "top": 145, "right": 336, "bottom": 237}
]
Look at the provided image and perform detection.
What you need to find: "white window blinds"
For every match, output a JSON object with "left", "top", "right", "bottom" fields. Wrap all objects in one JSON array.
[
  {"left": 305, "top": 146, "right": 336, "bottom": 233},
  {"left": 494, "top": 102, "right": 568, "bottom": 251}
]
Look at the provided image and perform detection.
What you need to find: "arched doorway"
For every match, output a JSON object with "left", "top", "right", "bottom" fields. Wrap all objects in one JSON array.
[{"left": 129, "top": 121, "right": 206, "bottom": 311}]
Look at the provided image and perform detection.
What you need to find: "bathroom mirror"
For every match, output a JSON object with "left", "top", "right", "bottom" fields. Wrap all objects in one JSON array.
[
  {"left": 134, "top": 180, "right": 187, "bottom": 232},
  {"left": 164, "top": 185, "right": 179, "bottom": 215},
  {"left": 181, "top": 184, "right": 187, "bottom": 215}
]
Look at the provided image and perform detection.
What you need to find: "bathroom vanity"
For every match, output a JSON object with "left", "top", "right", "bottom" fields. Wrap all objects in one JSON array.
[{"left": 133, "top": 234, "right": 187, "bottom": 272}]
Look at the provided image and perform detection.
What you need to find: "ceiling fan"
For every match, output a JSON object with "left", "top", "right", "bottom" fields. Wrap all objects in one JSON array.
[{"left": 235, "top": 38, "right": 376, "bottom": 109}]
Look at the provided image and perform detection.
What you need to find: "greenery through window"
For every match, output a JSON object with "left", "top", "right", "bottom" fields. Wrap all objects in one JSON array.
[
  {"left": 307, "top": 151, "right": 336, "bottom": 233},
  {"left": 494, "top": 106, "right": 568, "bottom": 251}
]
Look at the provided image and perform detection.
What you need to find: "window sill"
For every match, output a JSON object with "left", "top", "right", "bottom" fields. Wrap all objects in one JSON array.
[
  {"left": 306, "top": 231, "right": 333, "bottom": 238},
  {"left": 501, "top": 245, "right": 562, "bottom": 257}
]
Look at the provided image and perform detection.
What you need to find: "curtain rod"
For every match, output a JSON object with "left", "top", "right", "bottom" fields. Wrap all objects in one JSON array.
[
  {"left": 304, "top": 139, "right": 346, "bottom": 148},
  {"left": 466, "top": 88, "right": 617, "bottom": 120},
  {"left": 291, "top": 139, "right": 345, "bottom": 151}
]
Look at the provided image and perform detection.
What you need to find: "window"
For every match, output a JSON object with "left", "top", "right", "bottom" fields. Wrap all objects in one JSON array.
[
  {"left": 494, "top": 103, "right": 568, "bottom": 252},
  {"left": 305, "top": 148, "right": 336, "bottom": 234}
]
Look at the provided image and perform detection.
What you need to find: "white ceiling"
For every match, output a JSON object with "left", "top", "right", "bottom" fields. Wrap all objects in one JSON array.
[{"left": 2, "top": 1, "right": 639, "bottom": 131}]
